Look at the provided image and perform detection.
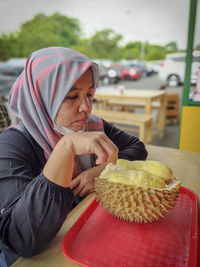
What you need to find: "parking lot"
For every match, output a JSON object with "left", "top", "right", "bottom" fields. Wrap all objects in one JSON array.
[{"left": 0, "top": 71, "right": 183, "bottom": 104}]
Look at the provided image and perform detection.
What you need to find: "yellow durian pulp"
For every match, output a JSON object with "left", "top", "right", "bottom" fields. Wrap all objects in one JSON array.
[
  {"left": 95, "top": 159, "right": 181, "bottom": 223},
  {"left": 117, "top": 159, "right": 172, "bottom": 181},
  {"left": 103, "top": 169, "right": 165, "bottom": 188},
  {"left": 115, "top": 159, "right": 133, "bottom": 170}
]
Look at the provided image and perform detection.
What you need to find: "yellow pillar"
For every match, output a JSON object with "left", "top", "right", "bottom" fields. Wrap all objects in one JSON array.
[{"left": 179, "top": 106, "right": 200, "bottom": 152}]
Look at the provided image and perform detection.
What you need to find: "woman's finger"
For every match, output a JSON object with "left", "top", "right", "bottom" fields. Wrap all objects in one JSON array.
[
  {"left": 91, "top": 140, "right": 108, "bottom": 165},
  {"left": 78, "top": 187, "right": 88, "bottom": 197},
  {"left": 79, "top": 183, "right": 94, "bottom": 197},
  {"left": 100, "top": 133, "right": 119, "bottom": 162},
  {"left": 72, "top": 184, "right": 83, "bottom": 196},
  {"left": 70, "top": 177, "right": 81, "bottom": 190},
  {"left": 94, "top": 136, "right": 118, "bottom": 164}
]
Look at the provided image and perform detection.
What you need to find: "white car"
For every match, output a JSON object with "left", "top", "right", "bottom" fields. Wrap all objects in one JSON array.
[
  {"left": 146, "top": 60, "right": 163, "bottom": 73},
  {"left": 158, "top": 52, "right": 200, "bottom": 87}
]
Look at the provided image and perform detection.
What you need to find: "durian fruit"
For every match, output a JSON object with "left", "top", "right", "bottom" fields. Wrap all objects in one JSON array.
[{"left": 95, "top": 159, "right": 181, "bottom": 223}]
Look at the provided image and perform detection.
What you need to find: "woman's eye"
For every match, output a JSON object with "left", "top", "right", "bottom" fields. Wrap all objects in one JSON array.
[
  {"left": 66, "top": 95, "right": 78, "bottom": 100},
  {"left": 87, "top": 93, "right": 93, "bottom": 99}
]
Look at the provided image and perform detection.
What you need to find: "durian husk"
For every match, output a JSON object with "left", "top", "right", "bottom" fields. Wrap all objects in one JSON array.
[{"left": 95, "top": 160, "right": 181, "bottom": 223}]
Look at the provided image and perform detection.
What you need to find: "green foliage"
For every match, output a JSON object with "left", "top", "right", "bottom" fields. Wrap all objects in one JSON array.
[
  {"left": 18, "top": 13, "right": 82, "bottom": 56},
  {"left": 0, "top": 12, "right": 182, "bottom": 62},
  {"left": 0, "top": 35, "right": 11, "bottom": 61},
  {"left": 0, "top": 13, "right": 82, "bottom": 59},
  {"left": 120, "top": 41, "right": 167, "bottom": 61},
  {"left": 145, "top": 44, "right": 167, "bottom": 60},
  {"left": 81, "top": 29, "right": 123, "bottom": 61},
  {"left": 122, "top": 42, "right": 141, "bottom": 59},
  {"left": 0, "top": 33, "right": 20, "bottom": 60},
  {"left": 165, "top": 41, "right": 178, "bottom": 52}
]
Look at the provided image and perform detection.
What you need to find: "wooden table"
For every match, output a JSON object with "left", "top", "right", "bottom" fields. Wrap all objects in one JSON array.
[
  {"left": 94, "top": 89, "right": 166, "bottom": 138},
  {"left": 12, "top": 145, "right": 200, "bottom": 267}
]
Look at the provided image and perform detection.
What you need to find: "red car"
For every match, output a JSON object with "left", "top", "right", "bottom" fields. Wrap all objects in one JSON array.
[
  {"left": 120, "top": 65, "right": 141, "bottom": 80},
  {"left": 113, "top": 64, "right": 141, "bottom": 80}
]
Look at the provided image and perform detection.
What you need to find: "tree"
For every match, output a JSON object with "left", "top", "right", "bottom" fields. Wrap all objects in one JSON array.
[
  {"left": 8, "top": 13, "right": 82, "bottom": 57},
  {"left": 122, "top": 41, "right": 141, "bottom": 60},
  {"left": 0, "top": 35, "right": 11, "bottom": 61},
  {"left": 144, "top": 43, "right": 167, "bottom": 60},
  {"left": 120, "top": 41, "right": 167, "bottom": 61},
  {"left": 0, "top": 32, "right": 20, "bottom": 60},
  {"left": 82, "top": 29, "right": 123, "bottom": 60},
  {"left": 165, "top": 41, "right": 178, "bottom": 52}
]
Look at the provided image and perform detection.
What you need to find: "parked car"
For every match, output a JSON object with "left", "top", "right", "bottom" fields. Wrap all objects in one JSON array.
[
  {"left": 146, "top": 60, "right": 163, "bottom": 73},
  {"left": 129, "top": 63, "right": 153, "bottom": 77},
  {"left": 0, "top": 58, "right": 26, "bottom": 76},
  {"left": 0, "top": 74, "right": 17, "bottom": 96},
  {"left": 98, "top": 65, "right": 121, "bottom": 84},
  {"left": 118, "top": 65, "right": 141, "bottom": 80},
  {"left": 158, "top": 52, "right": 200, "bottom": 87}
]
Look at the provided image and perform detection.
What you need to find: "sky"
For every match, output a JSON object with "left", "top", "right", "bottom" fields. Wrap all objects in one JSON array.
[{"left": 0, "top": 0, "right": 199, "bottom": 50}]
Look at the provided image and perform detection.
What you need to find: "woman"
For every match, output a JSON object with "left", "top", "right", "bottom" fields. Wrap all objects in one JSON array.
[{"left": 0, "top": 47, "right": 147, "bottom": 266}]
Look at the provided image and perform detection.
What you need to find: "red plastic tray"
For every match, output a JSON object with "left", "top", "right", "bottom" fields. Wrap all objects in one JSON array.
[{"left": 62, "top": 186, "right": 198, "bottom": 267}]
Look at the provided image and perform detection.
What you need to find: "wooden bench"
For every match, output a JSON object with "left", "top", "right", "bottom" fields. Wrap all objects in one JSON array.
[
  {"left": 106, "top": 100, "right": 161, "bottom": 112},
  {"left": 104, "top": 100, "right": 166, "bottom": 137},
  {"left": 92, "top": 109, "right": 153, "bottom": 144}
]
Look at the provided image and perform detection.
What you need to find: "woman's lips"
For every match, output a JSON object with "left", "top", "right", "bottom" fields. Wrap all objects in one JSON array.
[{"left": 75, "top": 117, "right": 88, "bottom": 125}]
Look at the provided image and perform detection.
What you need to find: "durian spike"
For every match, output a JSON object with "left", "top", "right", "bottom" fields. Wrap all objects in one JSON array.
[{"left": 95, "top": 177, "right": 181, "bottom": 223}]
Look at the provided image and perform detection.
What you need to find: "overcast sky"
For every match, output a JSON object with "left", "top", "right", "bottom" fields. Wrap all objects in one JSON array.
[{"left": 0, "top": 0, "right": 199, "bottom": 50}]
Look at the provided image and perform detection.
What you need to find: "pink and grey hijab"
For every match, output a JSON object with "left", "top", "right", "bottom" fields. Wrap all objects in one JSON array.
[{"left": 8, "top": 47, "right": 102, "bottom": 161}]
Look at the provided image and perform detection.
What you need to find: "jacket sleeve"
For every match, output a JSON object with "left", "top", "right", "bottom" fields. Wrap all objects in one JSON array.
[
  {"left": 102, "top": 119, "right": 148, "bottom": 161},
  {"left": 0, "top": 129, "right": 74, "bottom": 258}
]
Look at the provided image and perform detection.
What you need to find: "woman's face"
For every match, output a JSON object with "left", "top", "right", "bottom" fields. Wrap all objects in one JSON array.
[{"left": 55, "top": 68, "right": 94, "bottom": 131}]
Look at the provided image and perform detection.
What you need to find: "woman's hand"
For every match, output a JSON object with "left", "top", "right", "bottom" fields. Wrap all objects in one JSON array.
[
  {"left": 43, "top": 131, "right": 118, "bottom": 188},
  {"left": 67, "top": 131, "right": 118, "bottom": 165},
  {"left": 70, "top": 163, "right": 107, "bottom": 197}
]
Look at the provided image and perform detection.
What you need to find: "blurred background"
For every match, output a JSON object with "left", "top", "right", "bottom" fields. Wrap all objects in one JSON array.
[{"left": 0, "top": 0, "right": 199, "bottom": 149}]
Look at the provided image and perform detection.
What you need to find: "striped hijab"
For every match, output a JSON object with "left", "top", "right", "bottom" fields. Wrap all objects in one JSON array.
[{"left": 8, "top": 47, "right": 99, "bottom": 158}]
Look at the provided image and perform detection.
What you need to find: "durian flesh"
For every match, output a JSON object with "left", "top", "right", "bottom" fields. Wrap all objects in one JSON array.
[{"left": 95, "top": 159, "right": 181, "bottom": 223}]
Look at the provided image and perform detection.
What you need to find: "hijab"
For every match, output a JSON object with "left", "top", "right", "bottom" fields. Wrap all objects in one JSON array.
[{"left": 8, "top": 46, "right": 99, "bottom": 158}]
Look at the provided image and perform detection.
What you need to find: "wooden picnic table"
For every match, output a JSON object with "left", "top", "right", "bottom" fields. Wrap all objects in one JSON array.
[{"left": 94, "top": 89, "right": 167, "bottom": 138}]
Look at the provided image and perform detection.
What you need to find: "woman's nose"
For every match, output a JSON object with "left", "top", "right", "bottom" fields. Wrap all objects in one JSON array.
[{"left": 78, "top": 96, "right": 91, "bottom": 112}]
